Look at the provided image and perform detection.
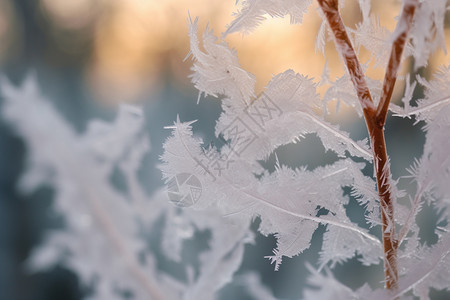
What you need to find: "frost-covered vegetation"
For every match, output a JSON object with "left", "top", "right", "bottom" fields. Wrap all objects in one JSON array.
[{"left": 2, "top": 0, "right": 450, "bottom": 299}]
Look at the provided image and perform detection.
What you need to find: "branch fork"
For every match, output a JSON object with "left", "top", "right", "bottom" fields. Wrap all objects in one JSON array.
[{"left": 317, "top": 0, "right": 418, "bottom": 290}]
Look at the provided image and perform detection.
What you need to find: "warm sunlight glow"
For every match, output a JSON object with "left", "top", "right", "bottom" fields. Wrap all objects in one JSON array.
[
  {"left": 0, "top": 0, "right": 18, "bottom": 63},
  {"left": 37, "top": 0, "right": 448, "bottom": 103},
  {"left": 87, "top": 0, "right": 234, "bottom": 101},
  {"left": 40, "top": 0, "right": 101, "bottom": 29}
]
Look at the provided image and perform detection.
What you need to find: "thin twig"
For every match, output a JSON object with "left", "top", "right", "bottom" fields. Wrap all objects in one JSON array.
[
  {"left": 317, "top": 0, "right": 418, "bottom": 291},
  {"left": 376, "top": 0, "right": 418, "bottom": 126},
  {"left": 317, "top": 0, "right": 376, "bottom": 112}
]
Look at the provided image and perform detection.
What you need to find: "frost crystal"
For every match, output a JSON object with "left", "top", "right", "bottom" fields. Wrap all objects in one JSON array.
[{"left": 3, "top": 0, "right": 449, "bottom": 299}]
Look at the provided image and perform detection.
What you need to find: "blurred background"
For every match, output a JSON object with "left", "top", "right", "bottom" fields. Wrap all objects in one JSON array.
[{"left": 0, "top": 0, "right": 449, "bottom": 299}]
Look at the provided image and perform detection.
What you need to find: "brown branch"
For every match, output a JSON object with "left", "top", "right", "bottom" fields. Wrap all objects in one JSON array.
[
  {"left": 317, "top": 0, "right": 418, "bottom": 291},
  {"left": 317, "top": 0, "right": 376, "bottom": 113},
  {"left": 366, "top": 117, "right": 398, "bottom": 290},
  {"left": 376, "top": 0, "right": 418, "bottom": 126}
]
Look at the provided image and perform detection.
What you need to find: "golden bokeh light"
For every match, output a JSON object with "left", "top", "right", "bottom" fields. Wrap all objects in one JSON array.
[
  {"left": 40, "top": 0, "right": 102, "bottom": 30},
  {"left": 36, "top": 0, "right": 449, "bottom": 103},
  {"left": 87, "top": 0, "right": 235, "bottom": 101},
  {"left": 0, "top": 0, "right": 21, "bottom": 64}
]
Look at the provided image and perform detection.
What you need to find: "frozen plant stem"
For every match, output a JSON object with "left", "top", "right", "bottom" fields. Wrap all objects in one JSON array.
[
  {"left": 85, "top": 186, "right": 166, "bottom": 300},
  {"left": 317, "top": 0, "right": 417, "bottom": 291}
]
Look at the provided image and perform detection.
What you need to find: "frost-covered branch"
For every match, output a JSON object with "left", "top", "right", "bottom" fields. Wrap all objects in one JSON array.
[
  {"left": 367, "top": 233, "right": 450, "bottom": 300},
  {"left": 376, "top": 0, "right": 418, "bottom": 125},
  {"left": 0, "top": 77, "right": 179, "bottom": 299},
  {"left": 317, "top": 0, "right": 376, "bottom": 112},
  {"left": 317, "top": 0, "right": 418, "bottom": 290}
]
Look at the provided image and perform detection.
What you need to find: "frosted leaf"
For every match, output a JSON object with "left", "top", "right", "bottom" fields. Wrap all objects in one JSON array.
[
  {"left": 225, "top": 0, "right": 313, "bottom": 36},
  {"left": 1, "top": 74, "right": 80, "bottom": 191},
  {"left": 184, "top": 213, "right": 252, "bottom": 299},
  {"left": 215, "top": 70, "right": 372, "bottom": 161},
  {"left": 303, "top": 265, "right": 359, "bottom": 300},
  {"left": 396, "top": 67, "right": 450, "bottom": 221},
  {"left": 319, "top": 225, "right": 381, "bottom": 269},
  {"left": 393, "top": 66, "right": 450, "bottom": 122},
  {"left": 390, "top": 75, "right": 417, "bottom": 118},
  {"left": 1, "top": 77, "right": 185, "bottom": 299},
  {"left": 155, "top": 189, "right": 254, "bottom": 299},
  {"left": 235, "top": 273, "right": 278, "bottom": 300},
  {"left": 352, "top": 14, "right": 391, "bottom": 68},
  {"left": 322, "top": 71, "right": 382, "bottom": 118},
  {"left": 6, "top": 0, "right": 450, "bottom": 296},
  {"left": 409, "top": 0, "right": 448, "bottom": 68},
  {"left": 421, "top": 110, "right": 450, "bottom": 212},
  {"left": 369, "top": 66, "right": 450, "bottom": 299},
  {"left": 351, "top": 173, "right": 381, "bottom": 227},
  {"left": 409, "top": 234, "right": 450, "bottom": 299},
  {"left": 1, "top": 76, "right": 257, "bottom": 299},
  {"left": 82, "top": 104, "right": 145, "bottom": 165},
  {"left": 164, "top": 24, "right": 381, "bottom": 269},
  {"left": 392, "top": 65, "right": 450, "bottom": 243},
  {"left": 187, "top": 17, "right": 256, "bottom": 104},
  {"left": 367, "top": 234, "right": 450, "bottom": 300},
  {"left": 161, "top": 122, "right": 380, "bottom": 271},
  {"left": 161, "top": 208, "right": 196, "bottom": 262},
  {"left": 416, "top": 110, "right": 450, "bottom": 220},
  {"left": 265, "top": 219, "right": 319, "bottom": 271},
  {"left": 358, "top": 0, "right": 371, "bottom": 21},
  {"left": 315, "top": 19, "right": 328, "bottom": 54}
]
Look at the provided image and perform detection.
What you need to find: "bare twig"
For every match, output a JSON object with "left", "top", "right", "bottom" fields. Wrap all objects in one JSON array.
[
  {"left": 317, "top": 0, "right": 376, "bottom": 112},
  {"left": 317, "top": 0, "right": 418, "bottom": 290},
  {"left": 376, "top": 0, "right": 418, "bottom": 126}
]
